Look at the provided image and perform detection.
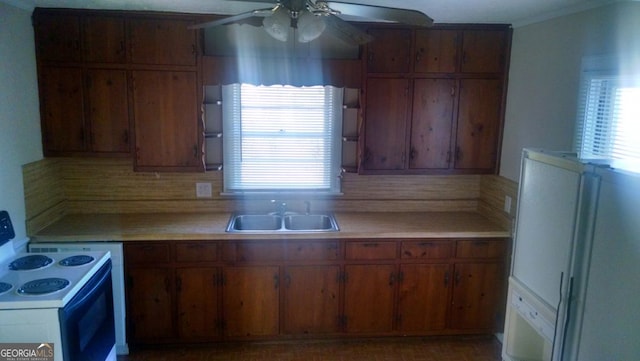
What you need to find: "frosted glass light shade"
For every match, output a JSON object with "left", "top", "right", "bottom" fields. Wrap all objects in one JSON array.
[
  {"left": 297, "top": 11, "right": 326, "bottom": 43},
  {"left": 263, "top": 7, "right": 290, "bottom": 42}
]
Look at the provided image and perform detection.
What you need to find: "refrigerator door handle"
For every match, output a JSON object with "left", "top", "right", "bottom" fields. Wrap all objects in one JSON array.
[
  {"left": 551, "top": 272, "right": 564, "bottom": 361},
  {"left": 558, "top": 276, "right": 574, "bottom": 361}
]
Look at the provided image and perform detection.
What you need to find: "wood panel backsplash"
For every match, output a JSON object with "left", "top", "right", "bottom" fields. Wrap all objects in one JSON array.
[{"left": 23, "top": 157, "right": 516, "bottom": 234}]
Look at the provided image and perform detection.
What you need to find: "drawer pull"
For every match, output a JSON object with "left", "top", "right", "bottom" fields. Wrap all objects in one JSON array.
[
  {"left": 362, "top": 243, "right": 379, "bottom": 248},
  {"left": 418, "top": 242, "right": 435, "bottom": 247}
]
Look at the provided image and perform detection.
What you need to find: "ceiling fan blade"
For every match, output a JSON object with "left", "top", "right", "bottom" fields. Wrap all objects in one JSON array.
[
  {"left": 189, "top": 8, "right": 274, "bottom": 29},
  {"left": 323, "top": 14, "right": 373, "bottom": 45},
  {"left": 325, "top": 2, "right": 433, "bottom": 27}
]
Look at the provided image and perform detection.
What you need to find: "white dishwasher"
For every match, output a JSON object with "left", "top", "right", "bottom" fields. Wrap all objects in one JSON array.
[{"left": 29, "top": 241, "right": 129, "bottom": 355}]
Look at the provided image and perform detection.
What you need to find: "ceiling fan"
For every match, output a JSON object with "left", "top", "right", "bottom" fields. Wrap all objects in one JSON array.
[{"left": 190, "top": 0, "right": 433, "bottom": 45}]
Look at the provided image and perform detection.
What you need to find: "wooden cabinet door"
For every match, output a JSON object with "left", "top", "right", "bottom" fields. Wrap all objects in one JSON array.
[
  {"left": 128, "top": 18, "right": 197, "bottom": 66},
  {"left": 126, "top": 267, "right": 175, "bottom": 342},
  {"left": 131, "top": 70, "right": 202, "bottom": 171},
  {"left": 410, "top": 79, "right": 456, "bottom": 169},
  {"left": 39, "top": 67, "right": 85, "bottom": 153},
  {"left": 176, "top": 267, "right": 220, "bottom": 340},
  {"left": 83, "top": 15, "right": 126, "bottom": 63},
  {"left": 397, "top": 264, "right": 451, "bottom": 332},
  {"left": 343, "top": 264, "right": 396, "bottom": 334},
  {"left": 450, "top": 262, "right": 504, "bottom": 330},
  {"left": 283, "top": 266, "right": 340, "bottom": 334},
  {"left": 461, "top": 30, "right": 507, "bottom": 73},
  {"left": 85, "top": 69, "right": 130, "bottom": 153},
  {"left": 414, "top": 29, "right": 458, "bottom": 73},
  {"left": 363, "top": 78, "right": 410, "bottom": 171},
  {"left": 454, "top": 79, "right": 502, "bottom": 170},
  {"left": 33, "top": 13, "right": 81, "bottom": 62},
  {"left": 223, "top": 266, "right": 280, "bottom": 337},
  {"left": 366, "top": 28, "right": 412, "bottom": 73}
]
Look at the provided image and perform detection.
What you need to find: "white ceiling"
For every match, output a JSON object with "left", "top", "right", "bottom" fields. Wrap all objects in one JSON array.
[{"left": 9, "top": 0, "right": 620, "bottom": 26}]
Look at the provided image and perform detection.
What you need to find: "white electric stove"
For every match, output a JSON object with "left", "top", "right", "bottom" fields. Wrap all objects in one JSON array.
[{"left": 0, "top": 211, "right": 116, "bottom": 361}]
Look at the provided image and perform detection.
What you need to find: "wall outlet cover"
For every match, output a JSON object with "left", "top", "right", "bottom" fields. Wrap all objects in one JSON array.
[{"left": 196, "top": 182, "right": 213, "bottom": 198}]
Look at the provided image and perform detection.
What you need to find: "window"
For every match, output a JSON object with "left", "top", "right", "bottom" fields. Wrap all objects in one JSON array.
[
  {"left": 575, "top": 56, "right": 640, "bottom": 167},
  {"left": 222, "top": 84, "right": 343, "bottom": 194}
]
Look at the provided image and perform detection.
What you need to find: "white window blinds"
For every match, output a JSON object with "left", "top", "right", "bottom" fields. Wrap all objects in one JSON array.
[
  {"left": 575, "top": 73, "right": 640, "bottom": 162},
  {"left": 222, "top": 84, "right": 343, "bottom": 194}
]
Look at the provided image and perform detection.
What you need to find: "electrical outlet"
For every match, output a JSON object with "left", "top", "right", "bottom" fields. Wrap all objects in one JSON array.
[
  {"left": 196, "top": 182, "right": 212, "bottom": 198},
  {"left": 504, "top": 195, "right": 512, "bottom": 214}
]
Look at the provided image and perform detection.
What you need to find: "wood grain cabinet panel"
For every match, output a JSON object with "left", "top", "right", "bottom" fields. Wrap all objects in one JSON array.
[
  {"left": 461, "top": 30, "right": 507, "bottom": 73},
  {"left": 414, "top": 29, "right": 458, "bottom": 73},
  {"left": 366, "top": 28, "right": 412, "bottom": 73},
  {"left": 401, "top": 240, "right": 454, "bottom": 259},
  {"left": 450, "top": 262, "right": 504, "bottom": 330},
  {"left": 176, "top": 267, "right": 220, "bottom": 340},
  {"left": 83, "top": 15, "right": 126, "bottom": 63},
  {"left": 223, "top": 266, "right": 280, "bottom": 338},
  {"left": 397, "top": 264, "right": 451, "bottom": 332},
  {"left": 363, "top": 78, "right": 410, "bottom": 171},
  {"left": 131, "top": 70, "right": 202, "bottom": 171},
  {"left": 345, "top": 241, "right": 397, "bottom": 260},
  {"left": 455, "top": 79, "right": 503, "bottom": 170},
  {"left": 283, "top": 266, "right": 340, "bottom": 334},
  {"left": 456, "top": 239, "right": 506, "bottom": 259},
  {"left": 343, "top": 264, "right": 396, "bottom": 334},
  {"left": 85, "top": 69, "right": 130, "bottom": 153},
  {"left": 128, "top": 18, "right": 197, "bottom": 66},
  {"left": 286, "top": 241, "right": 339, "bottom": 261},
  {"left": 175, "top": 242, "right": 218, "bottom": 262},
  {"left": 126, "top": 267, "right": 175, "bottom": 342},
  {"left": 409, "top": 79, "right": 456, "bottom": 169},
  {"left": 39, "top": 67, "right": 85, "bottom": 153},
  {"left": 33, "top": 12, "right": 82, "bottom": 62}
]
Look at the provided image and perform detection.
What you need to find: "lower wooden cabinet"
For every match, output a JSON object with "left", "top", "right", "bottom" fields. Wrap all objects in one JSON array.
[
  {"left": 343, "top": 264, "right": 396, "bottom": 334},
  {"left": 283, "top": 265, "right": 340, "bottom": 334},
  {"left": 223, "top": 266, "right": 280, "bottom": 338},
  {"left": 176, "top": 267, "right": 220, "bottom": 340},
  {"left": 126, "top": 267, "right": 175, "bottom": 343},
  {"left": 124, "top": 238, "right": 507, "bottom": 345},
  {"left": 397, "top": 263, "right": 451, "bottom": 333}
]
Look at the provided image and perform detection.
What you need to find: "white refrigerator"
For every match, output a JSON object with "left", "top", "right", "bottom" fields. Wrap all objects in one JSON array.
[{"left": 502, "top": 149, "right": 640, "bottom": 361}]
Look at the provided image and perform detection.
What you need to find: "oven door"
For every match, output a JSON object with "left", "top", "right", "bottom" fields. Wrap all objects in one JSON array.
[{"left": 59, "top": 260, "right": 115, "bottom": 361}]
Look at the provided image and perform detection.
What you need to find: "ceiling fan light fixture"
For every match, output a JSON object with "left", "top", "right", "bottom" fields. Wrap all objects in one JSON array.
[
  {"left": 263, "top": 6, "right": 290, "bottom": 42},
  {"left": 297, "top": 10, "right": 326, "bottom": 43}
]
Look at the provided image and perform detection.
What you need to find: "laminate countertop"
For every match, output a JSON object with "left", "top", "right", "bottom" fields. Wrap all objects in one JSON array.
[{"left": 30, "top": 212, "right": 510, "bottom": 242}]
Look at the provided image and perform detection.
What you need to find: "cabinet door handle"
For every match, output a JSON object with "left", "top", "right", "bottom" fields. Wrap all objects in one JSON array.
[
  {"left": 176, "top": 276, "right": 182, "bottom": 292},
  {"left": 444, "top": 271, "right": 450, "bottom": 286},
  {"left": 274, "top": 274, "right": 279, "bottom": 289},
  {"left": 454, "top": 271, "right": 461, "bottom": 286},
  {"left": 389, "top": 273, "right": 396, "bottom": 286},
  {"left": 285, "top": 274, "right": 291, "bottom": 288}
]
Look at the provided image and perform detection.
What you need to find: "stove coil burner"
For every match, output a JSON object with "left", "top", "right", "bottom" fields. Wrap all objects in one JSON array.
[
  {"left": 8, "top": 255, "right": 53, "bottom": 270},
  {"left": 17, "top": 278, "right": 70, "bottom": 295},
  {"left": 0, "top": 282, "right": 12, "bottom": 295},
  {"left": 59, "top": 255, "right": 95, "bottom": 267}
]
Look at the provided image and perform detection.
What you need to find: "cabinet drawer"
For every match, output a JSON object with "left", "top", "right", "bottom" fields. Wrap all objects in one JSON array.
[
  {"left": 125, "top": 243, "right": 170, "bottom": 264},
  {"left": 401, "top": 240, "right": 453, "bottom": 259},
  {"left": 223, "top": 242, "right": 285, "bottom": 262},
  {"left": 286, "top": 241, "right": 339, "bottom": 261},
  {"left": 175, "top": 242, "right": 218, "bottom": 262},
  {"left": 345, "top": 241, "right": 396, "bottom": 260},
  {"left": 456, "top": 239, "right": 506, "bottom": 259}
]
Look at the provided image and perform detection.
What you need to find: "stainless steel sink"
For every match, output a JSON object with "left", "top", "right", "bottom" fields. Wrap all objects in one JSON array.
[
  {"left": 226, "top": 213, "right": 339, "bottom": 233},
  {"left": 229, "top": 214, "right": 282, "bottom": 231},
  {"left": 283, "top": 214, "right": 337, "bottom": 231}
]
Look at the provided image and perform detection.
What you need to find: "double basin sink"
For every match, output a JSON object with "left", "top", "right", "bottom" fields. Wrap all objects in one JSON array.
[{"left": 226, "top": 213, "right": 339, "bottom": 233}]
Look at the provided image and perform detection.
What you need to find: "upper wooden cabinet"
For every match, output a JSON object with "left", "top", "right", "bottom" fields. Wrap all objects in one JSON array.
[
  {"left": 414, "top": 29, "right": 458, "bottom": 73},
  {"left": 131, "top": 70, "right": 202, "bottom": 171},
  {"left": 33, "top": 13, "right": 82, "bottom": 62},
  {"left": 128, "top": 18, "right": 198, "bottom": 66},
  {"left": 366, "top": 28, "right": 412, "bottom": 74},
  {"left": 362, "top": 25, "right": 511, "bottom": 174},
  {"left": 83, "top": 15, "right": 127, "bottom": 63},
  {"left": 460, "top": 30, "right": 508, "bottom": 73}
]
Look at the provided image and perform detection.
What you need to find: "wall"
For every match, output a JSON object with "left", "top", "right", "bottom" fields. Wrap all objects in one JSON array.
[
  {"left": 500, "top": 1, "right": 640, "bottom": 181},
  {"left": 0, "top": 1, "right": 43, "bottom": 246}
]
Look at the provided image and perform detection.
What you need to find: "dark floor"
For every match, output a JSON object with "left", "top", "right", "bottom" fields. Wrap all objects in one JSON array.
[{"left": 117, "top": 336, "right": 502, "bottom": 361}]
